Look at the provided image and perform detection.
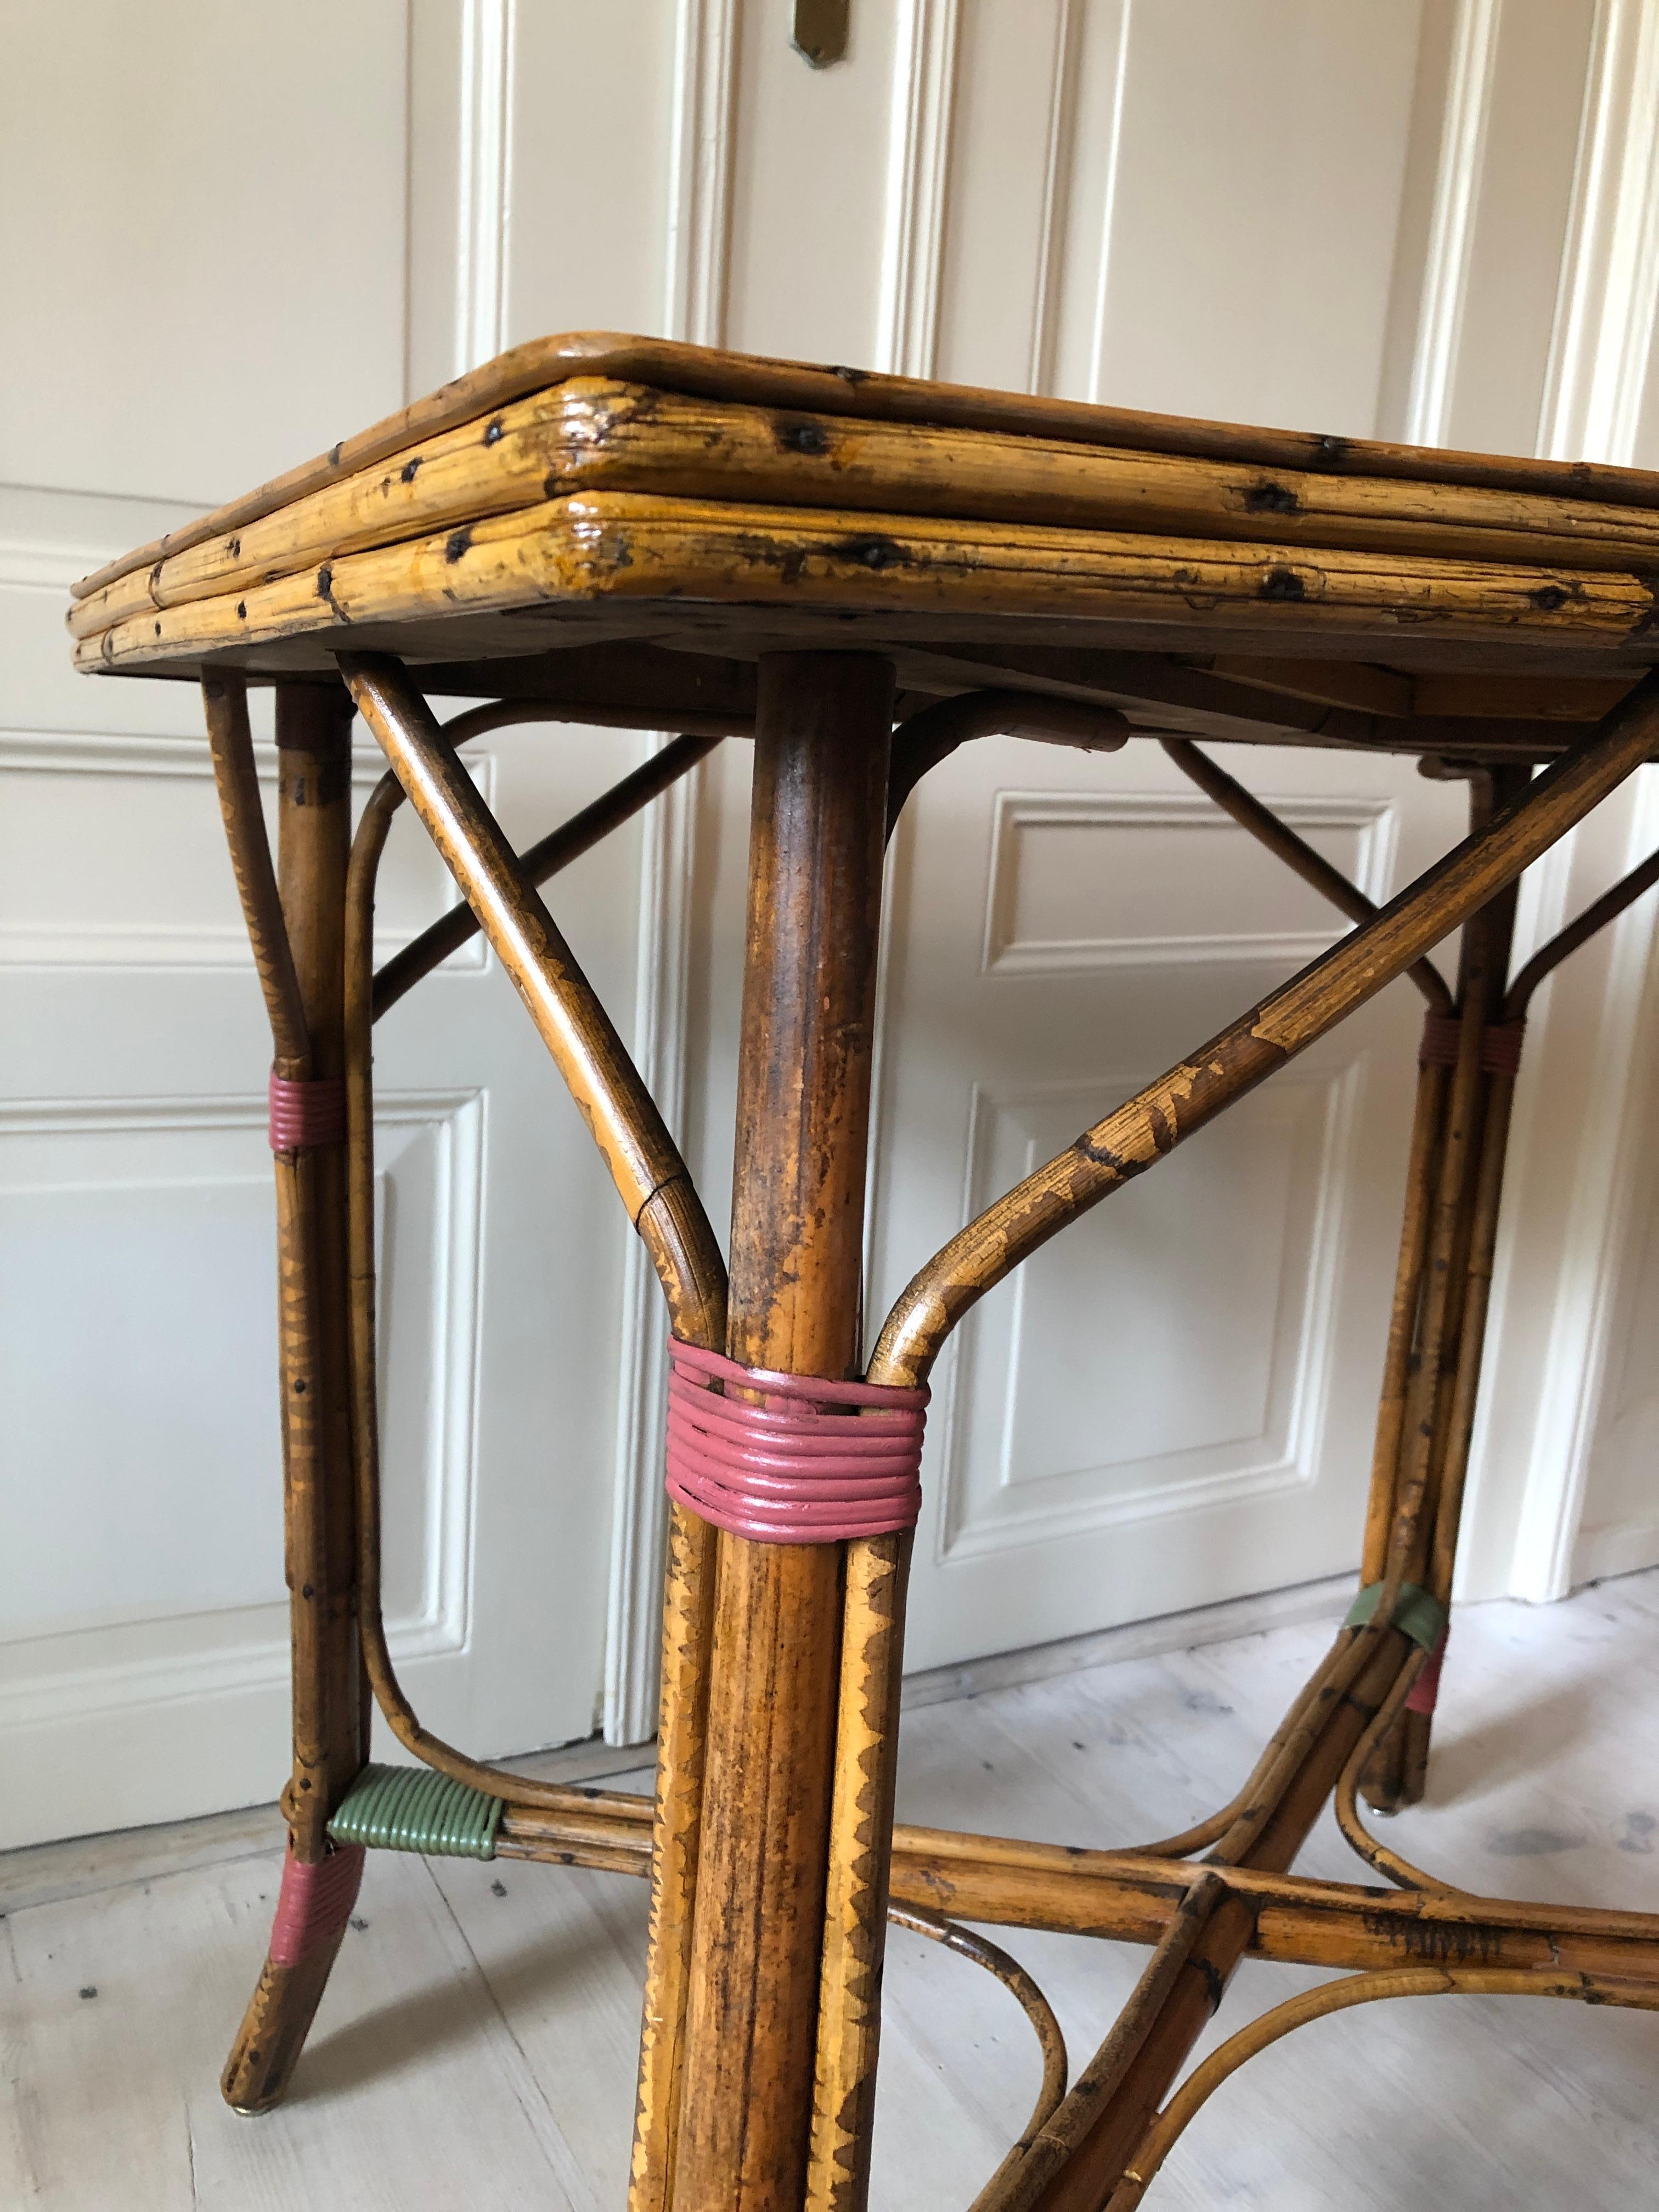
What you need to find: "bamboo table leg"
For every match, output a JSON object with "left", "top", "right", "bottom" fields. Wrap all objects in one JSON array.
[
  {"left": 218, "top": 680, "right": 366, "bottom": 2113},
  {"left": 671, "top": 651, "right": 895, "bottom": 2212}
]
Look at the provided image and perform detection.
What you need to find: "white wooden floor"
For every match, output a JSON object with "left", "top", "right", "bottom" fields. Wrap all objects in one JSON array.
[{"left": 5, "top": 1571, "right": 1656, "bottom": 2210}]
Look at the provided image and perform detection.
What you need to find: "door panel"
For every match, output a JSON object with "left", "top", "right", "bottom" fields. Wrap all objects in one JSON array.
[
  {"left": 0, "top": 2, "right": 682, "bottom": 1849},
  {"left": 869, "top": 735, "right": 1466, "bottom": 1669}
]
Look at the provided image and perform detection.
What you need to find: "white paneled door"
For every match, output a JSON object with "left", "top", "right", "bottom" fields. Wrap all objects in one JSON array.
[
  {"left": 7, "top": 0, "right": 1658, "bottom": 1845},
  {"left": 0, "top": 1, "right": 681, "bottom": 1850},
  {"left": 870, "top": 736, "right": 1466, "bottom": 1668}
]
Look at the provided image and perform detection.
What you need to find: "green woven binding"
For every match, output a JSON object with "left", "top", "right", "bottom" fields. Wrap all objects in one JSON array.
[
  {"left": 1344, "top": 1580, "right": 1448, "bottom": 1654},
  {"left": 327, "top": 1763, "right": 505, "bottom": 1859}
]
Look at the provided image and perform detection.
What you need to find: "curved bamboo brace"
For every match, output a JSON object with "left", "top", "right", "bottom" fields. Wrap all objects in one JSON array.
[
  {"left": 809, "top": 691, "right": 1130, "bottom": 2212},
  {"left": 1105, "top": 1965, "right": 1659, "bottom": 2209},
  {"left": 1128, "top": 1628, "right": 1363, "bottom": 1860},
  {"left": 201, "top": 673, "right": 311, "bottom": 1072},
  {"left": 374, "top": 728, "right": 722, "bottom": 1017},
  {"left": 437, "top": 696, "right": 748, "bottom": 748},
  {"left": 887, "top": 689, "right": 1131, "bottom": 831},
  {"left": 1160, "top": 734, "right": 1453, "bottom": 1013},
  {"left": 340, "top": 650, "right": 726, "bottom": 1348},
  {"left": 887, "top": 1904, "right": 1069, "bottom": 2205},
  {"left": 869, "top": 673, "right": 1659, "bottom": 1389},
  {"left": 1504, "top": 840, "right": 1659, "bottom": 1018},
  {"left": 1202, "top": 1626, "right": 1389, "bottom": 1869},
  {"left": 1331, "top": 1645, "right": 1468, "bottom": 1894},
  {"left": 344, "top": 772, "right": 646, "bottom": 1815}
]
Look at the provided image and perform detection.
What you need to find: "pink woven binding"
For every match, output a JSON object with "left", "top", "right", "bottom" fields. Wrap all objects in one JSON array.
[
  {"left": 1405, "top": 1629, "right": 1449, "bottom": 1716},
  {"left": 664, "top": 1339, "right": 927, "bottom": 1543},
  {"left": 1418, "top": 1014, "right": 1525, "bottom": 1077},
  {"left": 268, "top": 1069, "right": 347, "bottom": 1152},
  {"left": 267, "top": 1841, "right": 364, "bottom": 1967}
]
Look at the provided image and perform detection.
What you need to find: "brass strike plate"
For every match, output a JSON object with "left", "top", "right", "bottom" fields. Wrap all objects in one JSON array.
[{"left": 792, "top": 0, "right": 849, "bottom": 68}]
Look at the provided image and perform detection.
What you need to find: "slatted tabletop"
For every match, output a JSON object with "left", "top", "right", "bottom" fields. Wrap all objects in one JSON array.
[{"left": 69, "top": 333, "right": 1659, "bottom": 757}]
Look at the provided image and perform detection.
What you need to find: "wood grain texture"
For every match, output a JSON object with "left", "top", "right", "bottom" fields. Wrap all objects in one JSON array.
[{"left": 672, "top": 654, "right": 894, "bottom": 2212}]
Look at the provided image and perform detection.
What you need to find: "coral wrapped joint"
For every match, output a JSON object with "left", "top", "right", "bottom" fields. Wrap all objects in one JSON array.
[
  {"left": 1417, "top": 1012, "right": 1526, "bottom": 1075},
  {"left": 663, "top": 1337, "right": 928, "bottom": 1542},
  {"left": 267, "top": 1069, "right": 347, "bottom": 1152},
  {"left": 267, "top": 1841, "right": 365, "bottom": 1968}
]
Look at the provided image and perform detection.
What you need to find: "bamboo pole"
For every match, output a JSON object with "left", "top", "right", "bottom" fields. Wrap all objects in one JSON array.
[
  {"left": 1364, "top": 770, "right": 1525, "bottom": 1809},
  {"left": 217, "top": 679, "right": 362, "bottom": 2115},
  {"left": 807, "top": 1529, "right": 913, "bottom": 2211},
  {"left": 488, "top": 1790, "right": 1659, "bottom": 1978},
  {"left": 972, "top": 1874, "right": 1227, "bottom": 2212},
  {"left": 671, "top": 652, "right": 894, "bottom": 2212}
]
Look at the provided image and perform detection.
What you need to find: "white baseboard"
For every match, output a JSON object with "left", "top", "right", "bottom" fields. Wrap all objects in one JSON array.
[
  {"left": 0, "top": 1734, "right": 654, "bottom": 1917},
  {"left": 1, "top": 1574, "right": 1357, "bottom": 1915},
  {"left": 1572, "top": 1514, "right": 1659, "bottom": 1591},
  {"left": 899, "top": 1571, "right": 1355, "bottom": 1711}
]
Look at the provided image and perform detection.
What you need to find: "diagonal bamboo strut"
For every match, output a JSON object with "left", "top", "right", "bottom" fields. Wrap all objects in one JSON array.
[
  {"left": 869, "top": 671, "right": 1659, "bottom": 1391},
  {"left": 969, "top": 1874, "right": 1227, "bottom": 2212},
  {"left": 341, "top": 652, "right": 727, "bottom": 1339},
  {"left": 1160, "top": 734, "right": 1454, "bottom": 1012},
  {"left": 373, "top": 726, "right": 723, "bottom": 1017},
  {"left": 1104, "top": 1966, "right": 1659, "bottom": 2210},
  {"left": 341, "top": 704, "right": 726, "bottom": 1807}
]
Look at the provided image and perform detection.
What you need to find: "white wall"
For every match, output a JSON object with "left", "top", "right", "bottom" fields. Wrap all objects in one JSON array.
[{"left": 4, "top": 0, "right": 1658, "bottom": 1844}]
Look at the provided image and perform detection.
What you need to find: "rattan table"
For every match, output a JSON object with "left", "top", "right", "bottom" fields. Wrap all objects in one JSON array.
[{"left": 70, "top": 334, "right": 1659, "bottom": 2210}]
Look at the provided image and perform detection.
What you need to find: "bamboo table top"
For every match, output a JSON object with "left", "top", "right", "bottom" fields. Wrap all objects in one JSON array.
[{"left": 68, "top": 332, "right": 1659, "bottom": 757}]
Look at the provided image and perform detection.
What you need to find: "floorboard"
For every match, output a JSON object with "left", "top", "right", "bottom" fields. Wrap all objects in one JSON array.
[{"left": 3, "top": 1573, "right": 1655, "bottom": 2209}]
